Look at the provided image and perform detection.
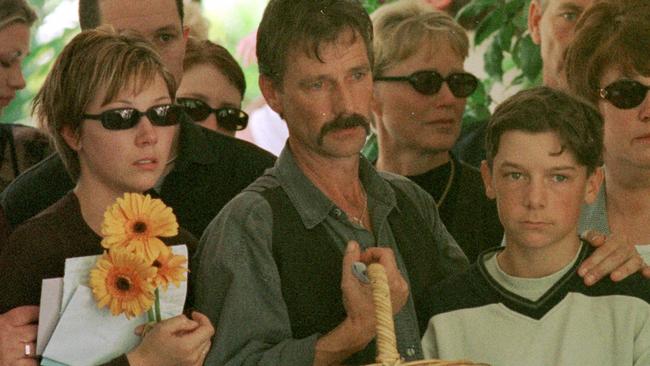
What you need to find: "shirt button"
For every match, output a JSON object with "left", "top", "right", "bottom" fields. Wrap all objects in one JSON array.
[
  {"left": 332, "top": 208, "right": 342, "bottom": 217},
  {"left": 406, "top": 346, "right": 416, "bottom": 357}
]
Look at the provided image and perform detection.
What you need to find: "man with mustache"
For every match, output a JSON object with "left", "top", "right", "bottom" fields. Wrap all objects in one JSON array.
[{"left": 191, "top": 0, "right": 468, "bottom": 364}]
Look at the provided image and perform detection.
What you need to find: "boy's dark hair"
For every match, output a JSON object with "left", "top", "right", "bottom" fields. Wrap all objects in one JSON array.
[
  {"left": 79, "top": 0, "right": 184, "bottom": 30},
  {"left": 256, "top": 0, "right": 373, "bottom": 87},
  {"left": 485, "top": 86, "right": 603, "bottom": 174}
]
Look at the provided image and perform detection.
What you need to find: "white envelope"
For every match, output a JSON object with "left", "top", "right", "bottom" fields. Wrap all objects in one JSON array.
[
  {"left": 39, "top": 245, "right": 189, "bottom": 365},
  {"left": 41, "top": 285, "right": 143, "bottom": 365},
  {"left": 36, "top": 278, "right": 63, "bottom": 356}
]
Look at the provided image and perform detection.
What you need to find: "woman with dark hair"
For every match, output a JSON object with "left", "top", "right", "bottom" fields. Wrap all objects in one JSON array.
[
  {"left": 176, "top": 38, "right": 249, "bottom": 136},
  {"left": 566, "top": 0, "right": 650, "bottom": 271}
]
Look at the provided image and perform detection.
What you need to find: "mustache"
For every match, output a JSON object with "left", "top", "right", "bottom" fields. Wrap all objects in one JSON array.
[{"left": 317, "top": 113, "right": 370, "bottom": 146}]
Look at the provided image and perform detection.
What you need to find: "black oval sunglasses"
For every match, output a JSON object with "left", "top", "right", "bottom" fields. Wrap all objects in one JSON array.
[
  {"left": 374, "top": 70, "right": 478, "bottom": 98},
  {"left": 82, "top": 104, "right": 182, "bottom": 130},
  {"left": 177, "top": 97, "right": 249, "bottom": 131},
  {"left": 599, "top": 79, "right": 650, "bottom": 109}
]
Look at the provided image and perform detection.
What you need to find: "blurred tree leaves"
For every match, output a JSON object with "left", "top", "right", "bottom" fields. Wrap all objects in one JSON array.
[{"left": 458, "top": 0, "right": 542, "bottom": 126}]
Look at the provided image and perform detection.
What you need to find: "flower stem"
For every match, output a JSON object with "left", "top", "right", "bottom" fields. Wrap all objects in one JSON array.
[
  {"left": 154, "top": 287, "right": 162, "bottom": 322},
  {"left": 147, "top": 307, "right": 155, "bottom": 323}
]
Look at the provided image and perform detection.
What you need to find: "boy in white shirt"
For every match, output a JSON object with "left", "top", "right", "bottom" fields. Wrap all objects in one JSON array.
[{"left": 422, "top": 86, "right": 650, "bottom": 366}]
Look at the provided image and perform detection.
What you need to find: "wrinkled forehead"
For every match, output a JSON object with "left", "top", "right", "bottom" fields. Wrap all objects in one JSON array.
[{"left": 290, "top": 27, "right": 367, "bottom": 63}]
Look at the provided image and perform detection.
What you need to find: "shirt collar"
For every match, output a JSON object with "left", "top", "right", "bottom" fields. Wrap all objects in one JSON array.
[{"left": 274, "top": 146, "right": 397, "bottom": 229}]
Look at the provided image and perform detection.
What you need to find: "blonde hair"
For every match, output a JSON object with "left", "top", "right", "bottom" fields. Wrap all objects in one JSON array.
[
  {"left": 372, "top": 0, "right": 469, "bottom": 76},
  {"left": 0, "top": 0, "right": 37, "bottom": 30},
  {"left": 32, "top": 26, "right": 176, "bottom": 180}
]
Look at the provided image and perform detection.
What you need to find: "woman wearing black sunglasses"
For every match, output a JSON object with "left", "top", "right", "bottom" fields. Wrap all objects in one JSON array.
[
  {"left": 566, "top": 0, "right": 650, "bottom": 271},
  {"left": 176, "top": 37, "right": 249, "bottom": 136},
  {"left": 370, "top": 0, "right": 502, "bottom": 263},
  {"left": 0, "top": 27, "right": 214, "bottom": 365}
]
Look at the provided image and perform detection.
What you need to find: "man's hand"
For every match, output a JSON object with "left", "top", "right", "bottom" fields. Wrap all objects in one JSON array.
[
  {"left": 313, "top": 241, "right": 410, "bottom": 365},
  {"left": 360, "top": 246, "right": 409, "bottom": 314},
  {"left": 580, "top": 230, "right": 647, "bottom": 285},
  {"left": 0, "top": 305, "right": 39, "bottom": 366},
  {"left": 127, "top": 311, "right": 215, "bottom": 366}
]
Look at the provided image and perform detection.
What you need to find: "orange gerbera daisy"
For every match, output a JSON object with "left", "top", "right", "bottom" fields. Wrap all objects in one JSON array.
[
  {"left": 101, "top": 193, "right": 177, "bottom": 263},
  {"left": 90, "top": 250, "right": 157, "bottom": 319},
  {"left": 152, "top": 250, "right": 188, "bottom": 291}
]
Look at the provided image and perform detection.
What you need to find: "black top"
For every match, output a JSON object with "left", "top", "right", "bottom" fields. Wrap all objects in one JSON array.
[
  {"left": 0, "top": 192, "right": 198, "bottom": 313},
  {"left": 0, "top": 119, "right": 276, "bottom": 238},
  {"left": 407, "top": 155, "right": 503, "bottom": 263},
  {"left": 452, "top": 120, "right": 487, "bottom": 169}
]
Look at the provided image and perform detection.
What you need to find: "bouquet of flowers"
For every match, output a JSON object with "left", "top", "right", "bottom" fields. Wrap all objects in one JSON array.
[{"left": 38, "top": 193, "right": 189, "bottom": 366}]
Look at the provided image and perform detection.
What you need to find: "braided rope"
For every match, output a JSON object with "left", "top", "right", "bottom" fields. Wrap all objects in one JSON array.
[
  {"left": 367, "top": 263, "right": 401, "bottom": 364},
  {"left": 364, "top": 263, "right": 490, "bottom": 366}
]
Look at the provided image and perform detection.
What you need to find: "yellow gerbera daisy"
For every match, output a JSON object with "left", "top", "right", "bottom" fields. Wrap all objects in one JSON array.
[
  {"left": 90, "top": 250, "right": 157, "bottom": 319},
  {"left": 101, "top": 193, "right": 177, "bottom": 263},
  {"left": 152, "top": 250, "right": 188, "bottom": 291}
]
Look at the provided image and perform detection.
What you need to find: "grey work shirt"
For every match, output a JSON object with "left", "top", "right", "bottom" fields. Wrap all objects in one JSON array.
[
  {"left": 192, "top": 147, "right": 468, "bottom": 366},
  {"left": 578, "top": 181, "right": 609, "bottom": 235}
]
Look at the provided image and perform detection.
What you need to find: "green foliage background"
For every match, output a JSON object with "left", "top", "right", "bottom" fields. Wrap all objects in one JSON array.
[{"left": 5, "top": 0, "right": 543, "bottom": 129}]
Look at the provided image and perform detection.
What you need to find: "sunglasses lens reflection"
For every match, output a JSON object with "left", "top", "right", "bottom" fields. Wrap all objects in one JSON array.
[
  {"left": 148, "top": 105, "right": 182, "bottom": 126},
  {"left": 217, "top": 108, "right": 249, "bottom": 131},
  {"left": 178, "top": 98, "right": 211, "bottom": 121},
  {"left": 604, "top": 80, "right": 648, "bottom": 109},
  {"left": 101, "top": 110, "right": 138, "bottom": 130}
]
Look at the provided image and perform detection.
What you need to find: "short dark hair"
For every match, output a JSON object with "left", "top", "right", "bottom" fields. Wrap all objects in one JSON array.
[
  {"left": 79, "top": 0, "right": 184, "bottom": 30},
  {"left": 256, "top": 0, "right": 373, "bottom": 86},
  {"left": 565, "top": 0, "right": 650, "bottom": 105},
  {"left": 485, "top": 86, "right": 603, "bottom": 174},
  {"left": 183, "top": 37, "right": 246, "bottom": 98}
]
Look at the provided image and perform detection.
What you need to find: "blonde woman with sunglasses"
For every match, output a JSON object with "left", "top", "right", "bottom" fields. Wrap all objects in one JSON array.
[
  {"left": 370, "top": 0, "right": 502, "bottom": 263},
  {"left": 0, "top": 27, "right": 214, "bottom": 366}
]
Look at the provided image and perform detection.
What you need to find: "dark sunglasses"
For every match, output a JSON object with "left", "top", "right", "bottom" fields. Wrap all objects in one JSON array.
[
  {"left": 83, "top": 104, "right": 182, "bottom": 130},
  {"left": 374, "top": 70, "right": 478, "bottom": 98},
  {"left": 177, "top": 98, "right": 249, "bottom": 131},
  {"left": 599, "top": 79, "right": 650, "bottom": 109}
]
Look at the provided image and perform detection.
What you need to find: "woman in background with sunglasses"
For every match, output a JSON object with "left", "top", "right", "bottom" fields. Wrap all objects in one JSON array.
[
  {"left": 566, "top": 0, "right": 650, "bottom": 267},
  {"left": 0, "top": 27, "right": 214, "bottom": 365},
  {"left": 370, "top": 0, "right": 502, "bottom": 263},
  {"left": 176, "top": 38, "right": 248, "bottom": 136}
]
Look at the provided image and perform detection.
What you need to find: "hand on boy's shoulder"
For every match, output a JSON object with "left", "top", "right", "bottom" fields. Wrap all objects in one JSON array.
[{"left": 578, "top": 230, "right": 649, "bottom": 285}]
